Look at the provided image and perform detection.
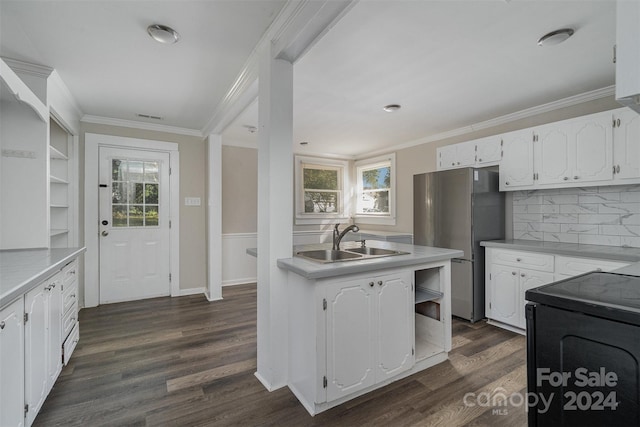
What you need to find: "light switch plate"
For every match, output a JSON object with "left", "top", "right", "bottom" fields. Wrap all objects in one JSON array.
[{"left": 185, "top": 197, "right": 201, "bottom": 206}]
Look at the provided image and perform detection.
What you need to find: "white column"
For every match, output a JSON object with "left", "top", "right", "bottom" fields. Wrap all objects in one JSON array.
[
  {"left": 255, "top": 44, "right": 293, "bottom": 390},
  {"left": 207, "top": 135, "right": 223, "bottom": 301}
]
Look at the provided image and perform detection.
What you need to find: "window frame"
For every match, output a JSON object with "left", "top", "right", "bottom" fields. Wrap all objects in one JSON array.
[
  {"left": 294, "top": 155, "right": 351, "bottom": 225},
  {"left": 354, "top": 153, "right": 396, "bottom": 225}
]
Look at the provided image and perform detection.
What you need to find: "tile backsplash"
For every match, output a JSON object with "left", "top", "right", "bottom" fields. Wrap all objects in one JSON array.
[{"left": 512, "top": 184, "right": 640, "bottom": 248}]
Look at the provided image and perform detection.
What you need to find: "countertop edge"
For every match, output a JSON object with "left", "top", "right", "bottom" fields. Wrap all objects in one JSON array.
[
  {"left": 480, "top": 240, "right": 640, "bottom": 263},
  {"left": 1, "top": 247, "right": 86, "bottom": 309}
]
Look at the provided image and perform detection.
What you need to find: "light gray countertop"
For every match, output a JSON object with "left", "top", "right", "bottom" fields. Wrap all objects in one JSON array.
[
  {"left": 480, "top": 239, "right": 640, "bottom": 263},
  {"left": 0, "top": 247, "right": 85, "bottom": 309},
  {"left": 275, "top": 241, "right": 463, "bottom": 280}
]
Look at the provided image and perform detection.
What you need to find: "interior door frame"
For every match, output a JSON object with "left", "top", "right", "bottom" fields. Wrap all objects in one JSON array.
[{"left": 85, "top": 133, "right": 180, "bottom": 307}]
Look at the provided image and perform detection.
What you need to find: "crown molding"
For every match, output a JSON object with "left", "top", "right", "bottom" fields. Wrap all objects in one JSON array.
[
  {"left": 1, "top": 57, "right": 53, "bottom": 78},
  {"left": 221, "top": 137, "right": 258, "bottom": 149},
  {"left": 81, "top": 115, "right": 203, "bottom": 138},
  {"left": 358, "top": 86, "right": 616, "bottom": 159}
]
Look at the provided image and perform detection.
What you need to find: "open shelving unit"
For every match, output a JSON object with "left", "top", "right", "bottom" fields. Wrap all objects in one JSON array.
[
  {"left": 49, "top": 118, "right": 74, "bottom": 248},
  {"left": 414, "top": 266, "right": 446, "bottom": 361}
]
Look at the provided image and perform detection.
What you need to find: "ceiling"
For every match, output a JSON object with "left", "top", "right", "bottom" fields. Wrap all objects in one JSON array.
[{"left": 1, "top": 1, "right": 617, "bottom": 158}]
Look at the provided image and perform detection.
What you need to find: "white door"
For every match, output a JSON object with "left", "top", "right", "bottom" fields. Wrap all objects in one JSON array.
[
  {"left": 489, "top": 264, "right": 519, "bottom": 325},
  {"left": 0, "top": 298, "right": 25, "bottom": 427},
  {"left": 534, "top": 123, "right": 571, "bottom": 185},
  {"left": 476, "top": 136, "right": 502, "bottom": 165},
  {"left": 613, "top": 108, "right": 640, "bottom": 180},
  {"left": 99, "top": 147, "right": 171, "bottom": 304},
  {"left": 572, "top": 113, "right": 613, "bottom": 183},
  {"left": 325, "top": 278, "right": 375, "bottom": 402},
  {"left": 517, "top": 269, "right": 554, "bottom": 329},
  {"left": 500, "top": 129, "right": 534, "bottom": 189},
  {"left": 375, "top": 273, "right": 414, "bottom": 382},
  {"left": 437, "top": 145, "right": 457, "bottom": 170},
  {"left": 457, "top": 141, "right": 477, "bottom": 167}
]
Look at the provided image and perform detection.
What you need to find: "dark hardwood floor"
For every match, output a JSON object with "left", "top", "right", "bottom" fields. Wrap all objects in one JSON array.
[{"left": 35, "top": 284, "right": 526, "bottom": 426}]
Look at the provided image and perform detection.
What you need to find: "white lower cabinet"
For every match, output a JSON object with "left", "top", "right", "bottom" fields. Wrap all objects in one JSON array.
[
  {"left": 1, "top": 298, "right": 25, "bottom": 427},
  {"left": 325, "top": 272, "right": 413, "bottom": 402},
  {"left": 24, "top": 281, "right": 49, "bottom": 425},
  {"left": 485, "top": 248, "right": 630, "bottom": 332}
]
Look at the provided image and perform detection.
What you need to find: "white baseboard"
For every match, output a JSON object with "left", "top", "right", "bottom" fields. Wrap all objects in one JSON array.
[
  {"left": 177, "top": 287, "right": 206, "bottom": 297},
  {"left": 223, "top": 278, "right": 257, "bottom": 286}
]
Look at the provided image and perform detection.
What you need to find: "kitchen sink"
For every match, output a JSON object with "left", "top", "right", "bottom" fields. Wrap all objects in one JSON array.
[
  {"left": 344, "top": 247, "right": 408, "bottom": 256},
  {"left": 296, "top": 246, "right": 410, "bottom": 263},
  {"left": 296, "top": 249, "right": 363, "bottom": 263}
]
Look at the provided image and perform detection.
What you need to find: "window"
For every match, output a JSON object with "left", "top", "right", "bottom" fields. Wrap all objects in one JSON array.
[
  {"left": 355, "top": 154, "right": 396, "bottom": 225},
  {"left": 295, "top": 156, "right": 350, "bottom": 224},
  {"left": 111, "top": 159, "right": 160, "bottom": 227}
]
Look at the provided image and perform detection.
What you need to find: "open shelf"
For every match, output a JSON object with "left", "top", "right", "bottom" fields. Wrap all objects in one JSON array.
[
  {"left": 50, "top": 229, "right": 69, "bottom": 237},
  {"left": 50, "top": 175, "right": 68, "bottom": 184},
  {"left": 49, "top": 145, "right": 68, "bottom": 160},
  {"left": 415, "top": 288, "right": 443, "bottom": 304}
]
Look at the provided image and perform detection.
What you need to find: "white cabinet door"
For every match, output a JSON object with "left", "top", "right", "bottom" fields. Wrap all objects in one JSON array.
[
  {"left": 374, "top": 273, "right": 414, "bottom": 382},
  {"left": 437, "top": 145, "right": 458, "bottom": 170},
  {"left": 476, "top": 136, "right": 502, "bottom": 165},
  {"left": 46, "top": 274, "right": 62, "bottom": 391},
  {"left": 489, "top": 264, "right": 519, "bottom": 325},
  {"left": 613, "top": 108, "right": 640, "bottom": 180},
  {"left": 500, "top": 129, "right": 534, "bottom": 189},
  {"left": 572, "top": 113, "right": 613, "bottom": 184},
  {"left": 457, "top": 141, "right": 476, "bottom": 167},
  {"left": 517, "top": 269, "right": 554, "bottom": 329},
  {"left": 325, "top": 278, "right": 375, "bottom": 402},
  {"left": 616, "top": 0, "right": 640, "bottom": 112},
  {"left": 0, "top": 298, "right": 25, "bottom": 427},
  {"left": 25, "top": 283, "right": 49, "bottom": 426},
  {"left": 534, "top": 122, "right": 571, "bottom": 185}
]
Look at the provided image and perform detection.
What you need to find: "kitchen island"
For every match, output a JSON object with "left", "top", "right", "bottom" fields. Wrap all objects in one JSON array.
[{"left": 277, "top": 241, "right": 462, "bottom": 415}]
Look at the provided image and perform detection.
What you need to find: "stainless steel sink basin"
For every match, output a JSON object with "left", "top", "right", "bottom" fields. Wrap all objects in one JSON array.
[
  {"left": 296, "top": 249, "right": 363, "bottom": 263},
  {"left": 344, "top": 247, "right": 407, "bottom": 256}
]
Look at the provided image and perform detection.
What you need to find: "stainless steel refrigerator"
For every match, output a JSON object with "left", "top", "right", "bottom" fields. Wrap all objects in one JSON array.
[{"left": 414, "top": 168, "right": 505, "bottom": 322}]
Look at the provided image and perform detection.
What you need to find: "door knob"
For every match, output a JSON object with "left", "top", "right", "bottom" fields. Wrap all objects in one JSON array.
[{"left": 101, "top": 230, "right": 109, "bottom": 237}]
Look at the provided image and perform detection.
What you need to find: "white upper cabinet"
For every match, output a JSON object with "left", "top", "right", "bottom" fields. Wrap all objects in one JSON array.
[
  {"left": 616, "top": 0, "right": 640, "bottom": 113},
  {"left": 534, "top": 122, "right": 571, "bottom": 185},
  {"left": 475, "top": 135, "right": 502, "bottom": 165},
  {"left": 437, "top": 141, "right": 475, "bottom": 170},
  {"left": 571, "top": 113, "right": 613, "bottom": 183},
  {"left": 500, "top": 129, "right": 534, "bottom": 190},
  {"left": 612, "top": 108, "right": 640, "bottom": 180}
]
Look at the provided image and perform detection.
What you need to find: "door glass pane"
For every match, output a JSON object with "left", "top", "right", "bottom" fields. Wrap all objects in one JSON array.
[
  {"left": 145, "top": 206, "right": 159, "bottom": 226},
  {"left": 129, "top": 205, "right": 144, "bottom": 226},
  {"left": 110, "top": 158, "right": 161, "bottom": 227},
  {"left": 145, "top": 162, "right": 159, "bottom": 183},
  {"left": 145, "top": 183, "right": 158, "bottom": 204},
  {"left": 112, "top": 205, "right": 128, "bottom": 227}
]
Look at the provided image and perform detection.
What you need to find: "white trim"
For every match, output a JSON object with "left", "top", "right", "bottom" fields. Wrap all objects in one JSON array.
[
  {"left": 207, "top": 135, "right": 223, "bottom": 301},
  {"left": 222, "top": 232, "right": 258, "bottom": 239},
  {"left": 82, "top": 115, "right": 202, "bottom": 138},
  {"left": 294, "top": 155, "right": 351, "bottom": 225},
  {"left": 177, "top": 287, "right": 206, "bottom": 297},
  {"left": 84, "top": 133, "right": 180, "bottom": 307},
  {"left": 360, "top": 85, "right": 616, "bottom": 159},
  {"left": 2, "top": 57, "right": 53, "bottom": 78},
  {"left": 223, "top": 278, "right": 257, "bottom": 286},
  {"left": 221, "top": 137, "right": 257, "bottom": 149},
  {"left": 48, "top": 70, "right": 83, "bottom": 135},
  {"left": 354, "top": 153, "right": 396, "bottom": 226}
]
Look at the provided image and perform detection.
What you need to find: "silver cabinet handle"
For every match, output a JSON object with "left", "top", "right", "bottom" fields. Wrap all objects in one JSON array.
[
  {"left": 563, "top": 177, "right": 569, "bottom": 181},
  {"left": 101, "top": 230, "right": 109, "bottom": 237},
  {"left": 0, "top": 321, "right": 5, "bottom": 330},
  {"left": 457, "top": 162, "right": 460, "bottom": 165},
  {"left": 516, "top": 258, "right": 522, "bottom": 262},
  {"left": 378, "top": 280, "right": 383, "bottom": 286},
  {"left": 512, "top": 271, "right": 516, "bottom": 275},
  {"left": 451, "top": 163, "right": 455, "bottom": 166},
  {"left": 617, "top": 118, "right": 621, "bottom": 127},
  {"left": 574, "top": 176, "right": 579, "bottom": 180},
  {"left": 71, "top": 294, "right": 76, "bottom": 298},
  {"left": 505, "top": 181, "right": 510, "bottom": 185},
  {"left": 478, "top": 158, "right": 482, "bottom": 162},
  {"left": 617, "top": 165, "right": 621, "bottom": 174},
  {"left": 521, "top": 273, "right": 525, "bottom": 277},
  {"left": 369, "top": 281, "right": 374, "bottom": 287}
]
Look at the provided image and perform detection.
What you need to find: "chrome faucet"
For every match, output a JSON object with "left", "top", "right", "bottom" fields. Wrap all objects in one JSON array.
[{"left": 332, "top": 223, "right": 360, "bottom": 250}]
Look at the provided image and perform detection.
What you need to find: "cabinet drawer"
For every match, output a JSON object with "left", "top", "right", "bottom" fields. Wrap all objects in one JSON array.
[
  {"left": 491, "top": 249, "right": 554, "bottom": 272},
  {"left": 62, "top": 322, "right": 79, "bottom": 366},
  {"left": 62, "top": 259, "right": 78, "bottom": 288},
  {"left": 62, "top": 301, "right": 78, "bottom": 338},
  {"left": 62, "top": 282, "right": 78, "bottom": 314},
  {"left": 555, "top": 256, "right": 629, "bottom": 276}
]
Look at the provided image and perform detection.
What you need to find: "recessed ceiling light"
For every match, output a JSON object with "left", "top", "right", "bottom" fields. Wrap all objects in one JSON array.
[
  {"left": 300, "top": 141, "right": 310, "bottom": 145},
  {"left": 537, "top": 28, "right": 574, "bottom": 47},
  {"left": 147, "top": 24, "right": 180, "bottom": 44},
  {"left": 383, "top": 104, "right": 401, "bottom": 113},
  {"left": 136, "top": 113, "right": 163, "bottom": 120},
  {"left": 243, "top": 125, "right": 257, "bottom": 134}
]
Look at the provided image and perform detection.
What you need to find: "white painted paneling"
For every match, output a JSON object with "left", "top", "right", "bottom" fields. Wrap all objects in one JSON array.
[{"left": 222, "top": 233, "right": 257, "bottom": 286}]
